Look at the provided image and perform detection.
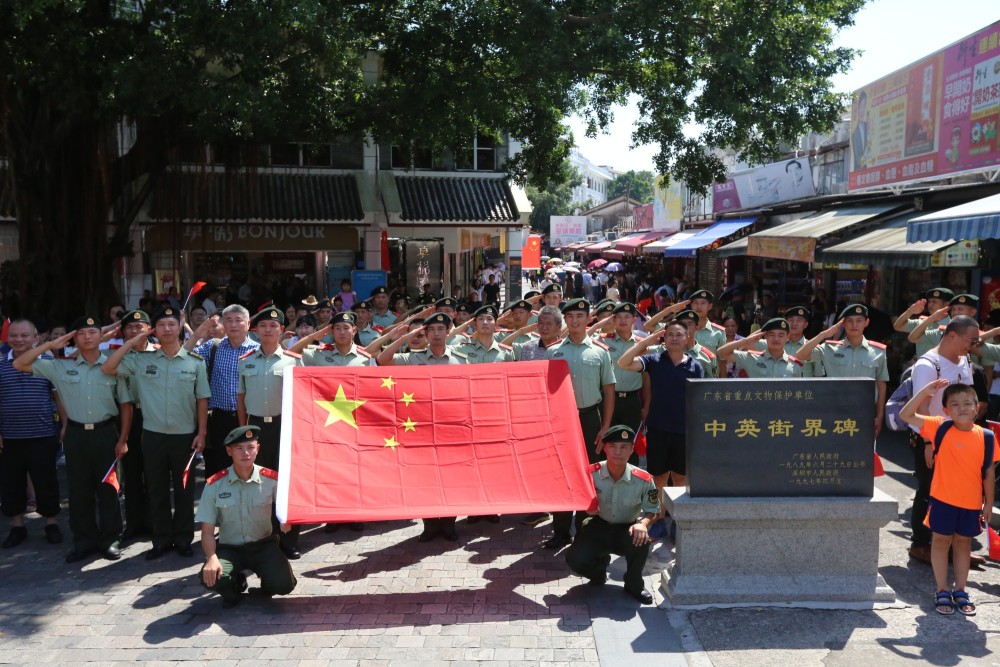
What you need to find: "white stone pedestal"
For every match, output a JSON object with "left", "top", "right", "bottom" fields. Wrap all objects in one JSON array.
[{"left": 661, "top": 488, "right": 898, "bottom": 607}]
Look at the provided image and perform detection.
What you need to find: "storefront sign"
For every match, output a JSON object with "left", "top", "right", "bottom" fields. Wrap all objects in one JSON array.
[
  {"left": 713, "top": 158, "right": 816, "bottom": 213},
  {"left": 686, "top": 379, "right": 875, "bottom": 498},
  {"left": 930, "top": 239, "right": 980, "bottom": 267},
  {"left": 849, "top": 21, "right": 1000, "bottom": 191},
  {"left": 652, "top": 177, "right": 682, "bottom": 232},
  {"left": 403, "top": 239, "right": 444, "bottom": 299},
  {"left": 747, "top": 236, "right": 816, "bottom": 263},
  {"left": 549, "top": 216, "right": 587, "bottom": 247},
  {"left": 144, "top": 223, "right": 358, "bottom": 252}
]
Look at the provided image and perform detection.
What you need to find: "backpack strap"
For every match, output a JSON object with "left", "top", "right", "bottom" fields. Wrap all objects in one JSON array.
[
  {"left": 206, "top": 338, "right": 221, "bottom": 383},
  {"left": 982, "top": 428, "right": 995, "bottom": 478},
  {"left": 933, "top": 419, "right": 954, "bottom": 457}
]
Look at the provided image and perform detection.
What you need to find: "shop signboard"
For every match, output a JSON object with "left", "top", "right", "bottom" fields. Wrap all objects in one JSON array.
[
  {"left": 712, "top": 158, "right": 816, "bottom": 213},
  {"left": 351, "top": 270, "right": 388, "bottom": 300},
  {"left": 652, "top": 177, "right": 682, "bottom": 232},
  {"left": 549, "top": 216, "right": 587, "bottom": 247},
  {"left": 747, "top": 236, "right": 816, "bottom": 263},
  {"left": 144, "top": 223, "right": 357, "bottom": 252},
  {"left": 849, "top": 21, "right": 1000, "bottom": 191},
  {"left": 402, "top": 238, "right": 444, "bottom": 300},
  {"left": 930, "top": 239, "right": 980, "bottom": 267}
]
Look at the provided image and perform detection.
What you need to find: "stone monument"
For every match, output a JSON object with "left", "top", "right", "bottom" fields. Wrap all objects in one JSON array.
[{"left": 662, "top": 378, "right": 897, "bottom": 606}]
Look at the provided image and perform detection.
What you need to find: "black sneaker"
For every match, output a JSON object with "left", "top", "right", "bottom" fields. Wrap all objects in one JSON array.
[
  {"left": 45, "top": 524, "right": 63, "bottom": 545},
  {"left": 2, "top": 527, "right": 27, "bottom": 549}
]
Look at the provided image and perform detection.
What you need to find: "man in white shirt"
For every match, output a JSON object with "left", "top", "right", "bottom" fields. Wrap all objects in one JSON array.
[{"left": 907, "top": 315, "right": 981, "bottom": 566}]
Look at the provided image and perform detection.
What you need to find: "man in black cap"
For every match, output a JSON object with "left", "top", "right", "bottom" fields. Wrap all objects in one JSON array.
[
  {"left": 752, "top": 307, "right": 815, "bottom": 376},
  {"left": 14, "top": 316, "right": 130, "bottom": 562},
  {"left": 449, "top": 305, "right": 516, "bottom": 363},
  {"left": 496, "top": 299, "right": 535, "bottom": 347},
  {"left": 102, "top": 307, "right": 211, "bottom": 559},
  {"left": 543, "top": 298, "right": 616, "bottom": 549},
  {"left": 237, "top": 308, "right": 304, "bottom": 558},
  {"left": 197, "top": 425, "right": 296, "bottom": 606},
  {"left": 541, "top": 283, "right": 564, "bottom": 309},
  {"left": 907, "top": 294, "right": 981, "bottom": 354},
  {"left": 688, "top": 289, "right": 725, "bottom": 354},
  {"left": 290, "top": 312, "right": 376, "bottom": 368},
  {"left": 434, "top": 297, "right": 458, "bottom": 319},
  {"left": 675, "top": 309, "right": 719, "bottom": 378},
  {"left": 351, "top": 300, "right": 381, "bottom": 347},
  {"left": 718, "top": 318, "right": 805, "bottom": 378},
  {"left": 417, "top": 283, "right": 438, "bottom": 306},
  {"left": 453, "top": 302, "right": 473, "bottom": 329},
  {"left": 595, "top": 303, "right": 649, "bottom": 434},
  {"left": 565, "top": 425, "right": 658, "bottom": 604},
  {"left": 370, "top": 286, "right": 398, "bottom": 329}
]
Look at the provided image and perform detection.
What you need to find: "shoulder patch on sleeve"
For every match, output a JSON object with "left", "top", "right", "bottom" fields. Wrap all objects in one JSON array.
[
  {"left": 497, "top": 343, "right": 513, "bottom": 350},
  {"left": 631, "top": 467, "right": 653, "bottom": 482},
  {"left": 188, "top": 351, "right": 204, "bottom": 360},
  {"left": 238, "top": 350, "right": 257, "bottom": 360},
  {"left": 206, "top": 469, "right": 228, "bottom": 485},
  {"left": 589, "top": 462, "right": 603, "bottom": 472},
  {"left": 259, "top": 467, "right": 279, "bottom": 480},
  {"left": 869, "top": 340, "right": 887, "bottom": 349},
  {"left": 283, "top": 350, "right": 302, "bottom": 358},
  {"left": 356, "top": 348, "right": 372, "bottom": 358},
  {"left": 592, "top": 339, "right": 610, "bottom": 350},
  {"left": 701, "top": 348, "right": 716, "bottom": 359}
]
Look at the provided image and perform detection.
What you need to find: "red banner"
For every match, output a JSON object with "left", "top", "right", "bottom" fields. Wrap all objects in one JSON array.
[
  {"left": 276, "top": 362, "right": 596, "bottom": 522},
  {"left": 522, "top": 235, "right": 542, "bottom": 270}
]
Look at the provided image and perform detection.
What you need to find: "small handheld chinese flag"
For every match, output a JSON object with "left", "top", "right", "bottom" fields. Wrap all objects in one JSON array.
[
  {"left": 988, "top": 421, "right": 1000, "bottom": 442},
  {"left": 182, "top": 450, "right": 197, "bottom": 489},
  {"left": 102, "top": 461, "right": 120, "bottom": 493},
  {"left": 873, "top": 452, "right": 885, "bottom": 477},
  {"left": 183, "top": 281, "right": 208, "bottom": 310},
  {"left": 988, "top": 524, "right": 1000, "bottom": 561},
  {"left": 633, "top": 422, "right": 647, "bottom": 457}
]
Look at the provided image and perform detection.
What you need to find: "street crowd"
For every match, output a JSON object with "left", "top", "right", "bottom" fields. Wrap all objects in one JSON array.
[{"left": 2, "top": 278, "right": 1000, "bottom": 611}]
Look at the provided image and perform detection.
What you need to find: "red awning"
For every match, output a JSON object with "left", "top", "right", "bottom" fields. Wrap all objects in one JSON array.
[
  {"left": 577, "top": 240, "right": 614, "bottom": 254},
  {"left": 602, "top": 249, "right": 625, "bottom": 259},
  {"left": 612, "top": 231, "right": 675, "bottom": 254}
]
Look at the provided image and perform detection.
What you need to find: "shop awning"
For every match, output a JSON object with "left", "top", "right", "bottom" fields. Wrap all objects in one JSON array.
[
  {"left": 612, "top": 230, "right": 675, "bottom": 254},
  {"left": 602, "top": 249, "right": 625, "bottom": 259},
  {"left": 907, "top": 192, "right": 1000, "bottom": 242},
  {"left": 643, "top": 231, "right": 698, "bottom": 254},
  {"left": 578, "top": 240, "right": 614, "bottom": 254},
  {"left": 742, "top": 206, "right": 896, "bottom": 262},
  {"left": 818, "top": 210, "right": 962, "bottom": 268},
  {"left": 662, "top": 218, "right": 757, "bottom": 257}
]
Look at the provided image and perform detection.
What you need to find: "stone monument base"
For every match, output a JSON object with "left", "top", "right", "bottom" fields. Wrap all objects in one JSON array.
[{"left": 661, "top": 488, "right": 897, "bottom": 607}]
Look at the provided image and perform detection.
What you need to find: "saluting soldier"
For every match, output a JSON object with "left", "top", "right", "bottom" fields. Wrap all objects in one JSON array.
[
  {"left": 719, "top": 318, "right": 805, "bottom": 378},
  {"left": 434, "top": 297, "right": 458, "bottom": 319},
  {"left": 595, "top": 303, "right": 650, "bottom": 433},
  {"left": 370, "top": 286, "right": 398, "bottom": 329},
  {"left": 797, "top": 303, "right": 889, "bottom": 437},
  {"left": 14, "top": 316, "right": 131, "bottom": 563},
  {"left": 236, "top": 307, "right": 303, "bottom": 559},
  {"left": 893, "top": 288, "right": 954, "bottom": 358},
  {"left": 378, "top": 312, "right": 467, "bottom": 541},
  {"left": 541, "top": 283, "right": 564, "bottom": 309},
  {"left": 102, "top": 307, "right": 211, "bottom": 560},
  {"left": 675, "top": 309, "right": 719, "bottom": 378},
  {"left": 453, "top": 302, "right": 474, "bottom": 329},
  {"left": 495, "top": 299, "right": 535, "bottom": 347},
  {"left": 565, "top": 425, "right": 658, "bottom": 605},
  {"left": 688, "top": 289, "right": 726, "bottom": 354},
  {"left": 907, "top": 294, "right": 981, "bottom": 353},
  {"left": 543, "top": 298, "right": 616, "bottom": 550},
  {"left": 449, "top": 305, "right": 516, "bottom": 363},
  {"left": 197, "top": 425, "right": 296, "bottom": 607},
  {"left": 352, "top": 300, "right": 381, "bottom": 347}
]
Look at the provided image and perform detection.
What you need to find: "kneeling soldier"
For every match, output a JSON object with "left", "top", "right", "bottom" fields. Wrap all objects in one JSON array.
[
  {"left": 197, "top": 426, "right": 296, "bottom": 606},
  {"left": 565, "top": 425, "right": 658, "bottom": 604}
]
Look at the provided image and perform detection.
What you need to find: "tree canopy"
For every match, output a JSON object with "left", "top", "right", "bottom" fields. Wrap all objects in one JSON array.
[
  {"left": 0, "top": 0, "right": 863, "bottom": 320},
  {"left": 525, "top": 161, "right": 582, "bottom": 232},
  {"left": 607, "top": 170, "right": 655, "bottom": 204}
]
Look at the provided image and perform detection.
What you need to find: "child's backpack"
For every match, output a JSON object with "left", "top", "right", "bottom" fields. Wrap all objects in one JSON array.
[
  {"left": 932, "top": 419, "right": 996, "bottom": 477},
  {"left": 884, "top": 359, "right": 940, "bottom": 432}
]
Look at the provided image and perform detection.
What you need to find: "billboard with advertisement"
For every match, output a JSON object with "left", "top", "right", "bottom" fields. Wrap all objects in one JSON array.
[
  {"left": 712, "top": 158, "right": 816, "bottom": 213},
  {"left": 633, "top": 203, "right": 654, "bottom": 230},
  {"left": 849, "top": 21, "right": 1000, "bottom": 191},
  {"left": 549, "top": 215, "right": 587, "bottom": 247},
  {"left": 652, "top": 177, "right": 682, "bottom": 231}
]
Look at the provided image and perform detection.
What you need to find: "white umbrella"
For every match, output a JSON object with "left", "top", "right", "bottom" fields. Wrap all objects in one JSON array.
[
  {"left": 565, "top": 261, "right": 582, "bottom": 268},
  {"left": 562, "top": 266, "right": 581, "bottom": 273}
]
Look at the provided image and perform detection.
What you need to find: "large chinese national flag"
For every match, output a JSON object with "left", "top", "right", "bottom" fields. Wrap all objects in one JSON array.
[
  {"left": 522, "top": 235, "right": 543, "bottom": 270},
  {"left": 276, "top": 361, "right": 596, "bottom": 522}
]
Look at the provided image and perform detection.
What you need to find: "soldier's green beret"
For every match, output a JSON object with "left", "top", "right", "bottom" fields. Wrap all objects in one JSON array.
[
  {"left": 71, "top": 315, "right": 102, "bottom": 331},
  {"left": 330, "top": 312, "right": 356, "bottom": 325},
  {"left": 950, "top": 293, "right": 978, "bottom": 307},
  {"left": 674, "top": 309, "right": 698, "bottom": 323},
  {"left": 593, "top": 300, "right": 615, "bottom": 315},
  {"left": 601, "top": 425, "right": 636, "bottom": 444},
  {"left": 435, "top": 297, "right": 457, "bottom": 310},
  {"left": 783, "top": 306, "right": 810, "bottom": 320},
  {"left": 253, "top": 308, "right": 285, "bottom": 325},
  {"left": 473, "top": 304, "right": 499, "bottom": 319},
  {"left": 508, "top": 299, "right": 533, "bottom": 312},
  {"left": 352, "top": 300, "right": 372, "bottom": 311},
  {"left": 926, "top": 287, "right": 954, "bottom": 301},
  {"left": 224, "top": 425, "right": 260, "bottom": 446},
  {"left": 839, "top": 303, "right": 868, "bottom": 319},
  {"left": 541, "top": 283, "right": 563, "bottom": 295},
  {"left": 689, "top": 289, "right": 714, "bottom": 302},
  {"left": 611, "top": 302, "right": 637, "bottom": 316},
  {"left": 761, "top": 318, "right": 789, "bottom": 332},
  {"left": 456, "top": 302, "right": 472, "bottom": 313},
  {"left": 369, "top": 286, "right": 388, "bottom": 297},
  {"left": 121, "top": 309, "right": 150, "bottom": 325},
  {"left": 315, "top": 298, "right": 331, "bottom": 310},
  {"left": 425, "top": 312, "right": 453, "bottom": 328},
  {"left": 560, "top": 298, "right": 590, "bottom": 313},
  {"left": 151, "top": 307, "right": 181, "bottom": 325},
  {"left": 524, "top": 290, "right": 541, "bottom": 299}
]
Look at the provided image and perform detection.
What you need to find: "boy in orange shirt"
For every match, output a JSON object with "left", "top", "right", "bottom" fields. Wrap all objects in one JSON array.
[{"left": 901, "top": 380, "right": 996, "bottom": 615}]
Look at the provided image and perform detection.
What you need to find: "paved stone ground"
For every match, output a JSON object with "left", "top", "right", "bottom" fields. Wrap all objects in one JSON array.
[{"left": 3, "top": 429, "right": 1000, "bottom": 666}]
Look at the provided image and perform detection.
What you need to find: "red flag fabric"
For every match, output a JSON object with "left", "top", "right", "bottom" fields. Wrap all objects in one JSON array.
[
  {"left": 633, "top": 422, "right": 647, "bottom": 457},
  {"left": 276, "top": 361, "right": 597, "bottom": 522},
  {"left": 183, "top": 281, "right": 208, "bottom": 310},
  {"left": 522, "top": 235, "right": 543, "bottom": 270},
  {"left": 182, "top": 450, "right": 197, "bottom": 489},
  {"left": 989, "top": 525, "right": 1000, "bottom": 561},
  {"left": 102, "top": 461, "right": 120, "bottom": 493},
  {"left": 873, "top": 452, "right": 885, "bottom": 477},
  {"left": 988, "top": 420, "right": 1000, "bottom": 442},
  {"left": 1, "top": 317, "right": 8, "bottom": 343}
]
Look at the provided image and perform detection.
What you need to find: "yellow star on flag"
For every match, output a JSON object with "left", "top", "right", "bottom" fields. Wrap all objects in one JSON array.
[
  {"left": 381, "top": 377, "right": 396, "bottom": 390},
  {"left": 400, "top": 392, "right": 415, "bottom": 406},
  {"left": 384, "top": 435, "right": 400, "bottom": 449},
  {"left": 401, "top": 418, "right": 418, "bottom": 432},
  {"left": 315, "top": 385, "right": 366, "bottom": 429}
]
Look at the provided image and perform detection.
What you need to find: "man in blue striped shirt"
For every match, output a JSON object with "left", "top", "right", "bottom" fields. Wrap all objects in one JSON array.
[
  {"left": 0, "top": 319, "right": 64, "bottom": 549},
  {"left": 185, "top": 304, "right": 259, "bottom": 478}
]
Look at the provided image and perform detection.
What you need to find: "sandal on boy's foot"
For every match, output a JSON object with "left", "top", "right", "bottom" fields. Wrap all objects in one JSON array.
[
  {"left": 934, "top": 591, "right": 954, "bottom": 615},
  {"left": 951, "top": 590, "right": 976, "bottom": 616}
]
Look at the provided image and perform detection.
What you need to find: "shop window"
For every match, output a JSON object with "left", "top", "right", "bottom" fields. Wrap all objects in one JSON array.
[
  {"left": 271, "top": 143, "right": 300, "bottom": 166},
  {"left": 176, "top": 140, "right": 208, "bottom": 164},
  {"left": 303, "top": 144, "right": 333, "bottom": 167},
  {"left": 391, "top": 144, "right": 434, "bottom": 170},
  {"left": 330, "top": 136, "right": 364, "bottom": 169}
]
